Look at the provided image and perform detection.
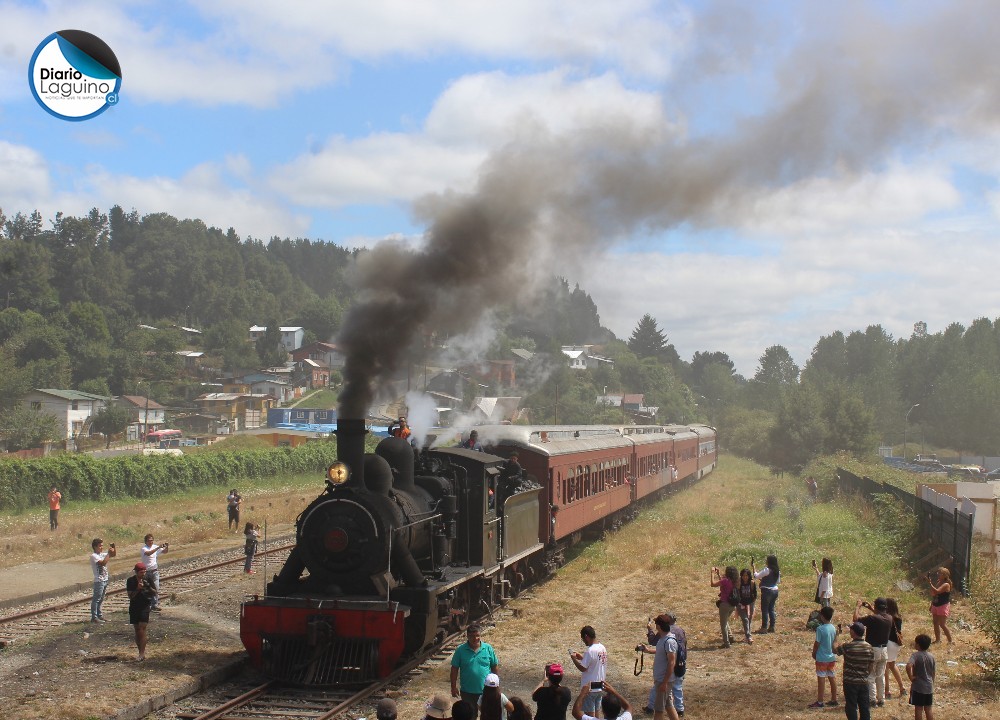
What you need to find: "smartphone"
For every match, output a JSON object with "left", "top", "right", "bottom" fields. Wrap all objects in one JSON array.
[{"left": 590, "top": 681, "right": 604, "bottom": 691}]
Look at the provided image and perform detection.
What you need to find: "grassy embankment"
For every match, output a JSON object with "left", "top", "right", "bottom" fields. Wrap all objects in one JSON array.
[{"left": 0, "top": 433, "right": 375, "bottom": 569}]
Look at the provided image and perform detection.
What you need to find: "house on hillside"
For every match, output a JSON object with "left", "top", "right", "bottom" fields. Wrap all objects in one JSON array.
[
  {"left": 114, "top": 395, "right": 167, "bottom": 441},
  {"left": 470, "top": 396, "right": 521, "bottom": 424},
  {"left": 561, "top": 345, "right": 615, "bottom": 370},
  {"left": 195, "top": 392, "right": 275, "bottom": 431},
  {"left": 248, "top": 325, "right": 305, "bottom": 351},
  {"left": 291, "top": 341, "right": 344, "bottom": 370},
  {"left": 299, "top": 358, "right": 330, "bottom": 388},
  {"left": 21, "top": 389, "right": 110, "bottom": 441}
]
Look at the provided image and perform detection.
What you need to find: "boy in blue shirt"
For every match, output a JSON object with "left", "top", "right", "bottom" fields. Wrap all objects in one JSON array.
[{"left": 809, "top": 606, "right": 839, "bottom": 708}]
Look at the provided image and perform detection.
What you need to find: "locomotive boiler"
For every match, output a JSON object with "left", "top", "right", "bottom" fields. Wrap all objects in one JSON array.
[{"left": 240, "top": 419, "right": 545, "bottom": 685}]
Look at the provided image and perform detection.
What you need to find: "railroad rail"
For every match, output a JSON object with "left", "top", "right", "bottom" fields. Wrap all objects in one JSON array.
[
  {"left": 157, "top": 630, "right": 467, "bottom": 720},
  {"left": 0, "top": 543, "right": 295, "bottom": 646}
]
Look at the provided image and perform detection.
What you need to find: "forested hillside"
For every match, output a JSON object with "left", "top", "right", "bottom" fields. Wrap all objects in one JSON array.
[{"left": 2, "top": 206, "right": 999, "bottom": 467}]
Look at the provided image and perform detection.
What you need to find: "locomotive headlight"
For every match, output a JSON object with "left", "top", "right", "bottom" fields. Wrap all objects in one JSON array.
[{"left": 326, "top": 461, "right": 350, "bottom": 485}]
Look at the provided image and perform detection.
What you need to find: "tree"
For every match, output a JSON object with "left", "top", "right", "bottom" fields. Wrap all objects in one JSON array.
[
  {"left": 0, "top": 405, "right": 62, "bottom": 451},
  {"left": 628, "top": 314, "right": 668, "bottom": 359},
  {"left": 91, "top": 403, "right": 132, "bottom": 448}
]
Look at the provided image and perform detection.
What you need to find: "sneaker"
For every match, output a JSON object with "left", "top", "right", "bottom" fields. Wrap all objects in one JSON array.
[
  {"left": 885, "top": 692, "right": 892, "bottom": 699},
  {"left": 876, "top": 700, "right": 885, "bottom": 707},
  {"left": 826, "top": 701, "right": 839, "bottom": 707},
  {"left": 642, "top": 707, "right": 653, "bottom": 715},
  {"left": 90, "top": 618, "right": 100, "bottom": 623},
  {"left": 767, "top": 627, "right": 775, "bottom": 633},
  {"left": 808, "top": 701, "right": 825, "bottom": 709},
  {"left": 96, "top": 617, "right": 107, "bottom": 623},
  {"left": 246, "top": 570, "right": 255, "bottom": 574},
  {"left": 151, "top": 607, "right": 161, "bottom": 612}
]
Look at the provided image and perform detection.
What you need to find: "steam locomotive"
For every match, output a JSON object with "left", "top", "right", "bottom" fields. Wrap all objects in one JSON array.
[{"left": 239, "top": 418, "right": 717, "bottom": 685}]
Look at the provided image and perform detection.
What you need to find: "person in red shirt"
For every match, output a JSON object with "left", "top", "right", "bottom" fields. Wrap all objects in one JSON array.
[{"left": 48, "top": 485, "right": 62, "bottom": 530}]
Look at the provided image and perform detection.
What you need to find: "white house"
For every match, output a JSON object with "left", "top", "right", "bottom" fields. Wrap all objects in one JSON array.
[
  {"left": 248, "top": 325, "right": 305, "bottom": 351},
  {"left": 561, "top": 345, "right": 615, "bottom": 370},
  {"left": 114, "top": 395, "right": 167, "bottom": 441},
  {"left": 22, "top": 389, "right": 110, "bottom": 441}
]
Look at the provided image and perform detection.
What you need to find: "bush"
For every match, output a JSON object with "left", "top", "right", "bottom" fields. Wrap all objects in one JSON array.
[
  {"left": 763, "top": 495, "right": 777, "bottom": 512},
  {"left": 870, "top": 493, "right": 919, "bottom": 558},
  {"left": 0, "top": 440, "right": 340, "bottom": 513},
  {"left": 968, "top": 553, "right": 1000, "bottom": 679}
]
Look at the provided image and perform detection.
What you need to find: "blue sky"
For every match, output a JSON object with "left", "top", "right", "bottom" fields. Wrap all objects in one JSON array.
[{"left": 3, "top": 0, "right": 1000, "bottom": 377}]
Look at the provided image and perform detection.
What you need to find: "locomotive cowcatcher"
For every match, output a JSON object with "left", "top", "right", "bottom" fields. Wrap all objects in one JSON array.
[{"left": 239, "top": 419, "right": 544, "bottom": 685}]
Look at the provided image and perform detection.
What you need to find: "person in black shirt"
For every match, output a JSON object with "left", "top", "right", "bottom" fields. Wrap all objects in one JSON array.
[
  {"left": 854, "top": 597, "right": 892, "bottom": 706},
  {"left": 533, "top": 663, "right": 571, "bottom": 720},
  {"left": 127, "top": 563, "right": 157, "bottom": 661}
]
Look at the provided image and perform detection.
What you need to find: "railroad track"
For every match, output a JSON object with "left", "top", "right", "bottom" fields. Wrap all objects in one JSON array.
[
  {"left": 150, "top": 631, "right": 465, "bottom": 720},
  {"left": 156, "top": 631, "right": 467, "bottom": 720},
  {"left": 0, "top": 542, "right": 295, "bottom": 647}
]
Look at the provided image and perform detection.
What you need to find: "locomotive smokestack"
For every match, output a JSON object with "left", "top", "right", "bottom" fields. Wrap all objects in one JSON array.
[{"left": 335, "top": 418, "right": 368, "bottom": 488}]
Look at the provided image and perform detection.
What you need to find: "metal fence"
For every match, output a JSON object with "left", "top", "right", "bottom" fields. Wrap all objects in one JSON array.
[{"left": 835, "top": 468, "right": 975, "bottom": 594}]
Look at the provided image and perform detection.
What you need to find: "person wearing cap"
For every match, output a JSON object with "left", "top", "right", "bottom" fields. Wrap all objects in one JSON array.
[
  {"left": 836, "top": 621, "right": 876, "bottom": 720},
  {"left": 376, "top": 698, "right": 397, "bottom": 720},
  {"left": 533, "top": 662, "right": 571, "bottom": 720},
  {"left": 126, "top": 562, "right": 157, "bottom": 661},
  {"left": 644, "top": 611, "right": 686, "bottom": 717},
  {"left": 426, "top": 694, "right": 453, "bottom": 720},
  {"left": 451, "top": 624, "right": 499, "bottom": 717},
  {"left": 479, "top": 673, "right": 514, "bottom": 720},
  {"left": 854, "top": 597, "right": 893, "bottom": 706},
  {"left": 637, "top": 616, "right": 680, "bottom": 720},
  {"left": 572, "top": 680, "right": 632, "bottom": 720}
]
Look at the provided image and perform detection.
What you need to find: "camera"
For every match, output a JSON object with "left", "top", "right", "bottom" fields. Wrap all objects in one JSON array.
[
  {"left": 635, "top": 644, "right": 645, "bottom": 652},
  {"left": 110, "top": 543, "right": 115, "bottom": 549}
]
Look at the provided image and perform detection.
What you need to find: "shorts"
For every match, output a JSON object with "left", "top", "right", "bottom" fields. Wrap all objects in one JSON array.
[
  {"left": 930, "top": 602, "right": 950, "bottom": 617},
  {"left": 129, "top": 606, "right": 151, "bottom": 625},
  {"left": 654, "top": 687, "right": 675, "bottom": 712},
  {"left": 909, "top": 690, "right": 933, "bottom": 707},
  {"left": 815, "top": 661, "right": 836, "bottom": 678},
  {"left": 887, "top": 640, "right": 902, "bottom": 662}
]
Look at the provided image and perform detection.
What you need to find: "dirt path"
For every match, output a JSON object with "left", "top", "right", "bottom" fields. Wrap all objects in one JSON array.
[
  {"left": 0, "top": 460, "right": 997, "bottom": 720},
  {"left": 393, "top": 465, "right": 1000, "bottom": 720}
]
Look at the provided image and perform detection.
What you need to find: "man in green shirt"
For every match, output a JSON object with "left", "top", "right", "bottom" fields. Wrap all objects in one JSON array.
[{"left": 451, "top": 624, "right": 498, "bottom": 717}]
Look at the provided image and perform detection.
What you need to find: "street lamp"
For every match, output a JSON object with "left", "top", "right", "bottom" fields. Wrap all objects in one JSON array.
[{"left": 903, "top": 403, "right": 920, "bottom": 461}]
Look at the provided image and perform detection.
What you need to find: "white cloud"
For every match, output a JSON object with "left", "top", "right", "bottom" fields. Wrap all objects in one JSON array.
[
  {"left": 738, "top": 165, "right": 961, "bottom": 236},
  {"left": 0, "top": 1, "right": 686, "bottom": 108},
  {"left": 272, "top": 70, "right": 669, "bottom": 208},
  {"left": 0, "top": 141, "right": 50, "bottom": 208}
]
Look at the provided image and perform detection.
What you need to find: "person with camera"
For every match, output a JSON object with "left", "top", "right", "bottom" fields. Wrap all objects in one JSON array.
[
  {"left": 570, "top": 626, "right": 608, "bottom": 718},
  {"left": 127, "top": 562, "right": 157, "bottom": 661},
  {"left": 533, "top": 663, "right": 571, "bottom": 720},
  {"left": 853, "top": 597, "right": 893, "bottom": 707},
  {"left": 636, "top": 615, "right": 680, "bottom": 720},
  {"left": 140, "top": 533, "right": 169, "bottom": 610},
  {"left": 89, "top": 538, "right": 116, "bottom": 623},
  {"left": 227, "top": 489, "right": 242, "bottom": 530}
]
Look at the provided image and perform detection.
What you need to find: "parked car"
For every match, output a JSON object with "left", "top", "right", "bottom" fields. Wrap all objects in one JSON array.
[{"left": 947, "top": 465, "right": 983, "bottom": 480}]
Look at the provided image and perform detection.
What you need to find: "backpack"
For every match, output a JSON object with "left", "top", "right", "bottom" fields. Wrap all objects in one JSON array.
[
  {"left": 726, "top": 586, "right": 740, "bottom": 607},
  {"left": 806, "top": 609, "right": 822, "bottom": 630},
  {"left": 673, "top": 636, "right": 687, "bottom": 677}
]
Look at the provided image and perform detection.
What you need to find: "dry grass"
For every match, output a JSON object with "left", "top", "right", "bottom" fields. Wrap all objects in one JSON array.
[
  {"left": 397, "top": 455, "right": 999, "bottom": 720},
  {"left": 0, "top": 471, "right": 328, "bottom": 569}
]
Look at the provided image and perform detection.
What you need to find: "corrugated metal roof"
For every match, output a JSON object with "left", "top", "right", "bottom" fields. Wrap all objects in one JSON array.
[{"left": 34, "top": 388, "right": 110, "bottom": 401}]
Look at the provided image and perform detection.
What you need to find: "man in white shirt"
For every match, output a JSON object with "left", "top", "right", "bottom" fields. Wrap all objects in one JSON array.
[
  {"left": 571, "top": 625, "right": 608, "bottom": 717},
  {"left": 140, "top": 533, "right": 168, "bottom": 610},
  {"left": 89, "top": 538, "right": 116, "bottom": 622}
]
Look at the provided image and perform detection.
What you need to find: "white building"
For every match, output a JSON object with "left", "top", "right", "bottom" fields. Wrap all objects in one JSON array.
[{"left": 22, "top": 389, "right": 110, "bottom": 440}]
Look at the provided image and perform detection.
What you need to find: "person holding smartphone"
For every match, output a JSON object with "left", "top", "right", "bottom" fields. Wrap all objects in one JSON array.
[
  {"left": 89, "top": 538, "right": 116, "bottom": 622},
  {"left": 570, "top": 626, "right": 607, "bottom": 718},
  {"left": 140, "top": 533, "right": 169, "bottom": 610}
]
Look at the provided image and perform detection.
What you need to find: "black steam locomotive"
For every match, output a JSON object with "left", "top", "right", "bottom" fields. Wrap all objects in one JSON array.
[{"left": 239, "top": 419, "right": 546, "bottom": 685}]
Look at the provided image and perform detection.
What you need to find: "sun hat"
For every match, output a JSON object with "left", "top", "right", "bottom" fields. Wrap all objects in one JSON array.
[
  {"left": 426, "top": 694, "right": 452, "bottom": 719},
  {"left": 484, "top": 673, "right": 500, "bottom": 688}
]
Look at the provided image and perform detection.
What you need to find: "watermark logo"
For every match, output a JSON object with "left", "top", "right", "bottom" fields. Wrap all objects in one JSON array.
[{"left": 29, "top": 30, "right": 121, "bottom": 121}]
